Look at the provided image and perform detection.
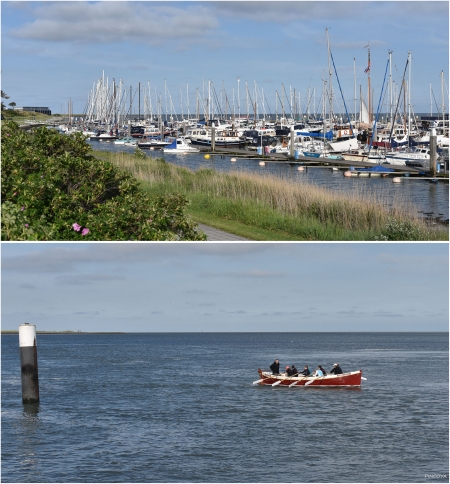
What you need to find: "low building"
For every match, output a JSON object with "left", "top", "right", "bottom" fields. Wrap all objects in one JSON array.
[{"left": 22, "top": 106, "right": 52, "bottom": 115}]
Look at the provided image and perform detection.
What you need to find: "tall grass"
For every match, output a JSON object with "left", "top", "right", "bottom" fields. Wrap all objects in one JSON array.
[{"left": 95, "top": 151, "right": 448, "bottom": 241}]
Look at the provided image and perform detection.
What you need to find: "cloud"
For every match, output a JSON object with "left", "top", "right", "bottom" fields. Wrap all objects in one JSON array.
[
  {"left": 202, "top": 269, "right": 287, "bottom": 278},
  {"left": 19, "top": 283, "right": 36, "bottom": 289},
  {"left": 10, "top": 2, "right": 218, "bottom": 45},
  {"left": 56, "top": 273, "right": 127, "bottom": 285}
]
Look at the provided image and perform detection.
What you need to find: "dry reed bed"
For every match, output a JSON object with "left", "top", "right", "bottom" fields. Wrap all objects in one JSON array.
[{"left": 106, "top": 152, "right": 432, "bottom": 233}]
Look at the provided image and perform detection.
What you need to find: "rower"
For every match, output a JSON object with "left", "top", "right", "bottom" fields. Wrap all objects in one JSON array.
[{"left": 330, "top": 363, "right": 343, "bottom": 375}]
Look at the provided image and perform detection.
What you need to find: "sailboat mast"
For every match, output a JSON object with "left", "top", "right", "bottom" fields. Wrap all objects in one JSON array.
[
  {"left": 326, "top": 28, "right": 332, "bottom": 124},
  {"left": 408, "top": 51, "right": 411, "bottom": 140},
  {"left": 389, "top": 50, "right": 393, "bottom": 125},
  {"left": 353, "top": 58, "right": 356, "bottom": 123},
  {"left": 441, "top": 70, "right": 445, "bottom": 130},
  {"left": 367, "top": 47, "right": 371, "bottom": 123}
]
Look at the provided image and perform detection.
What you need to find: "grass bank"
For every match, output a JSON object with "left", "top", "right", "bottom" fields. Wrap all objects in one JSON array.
[{"left": 94, "top": 150, "right": 448, "bottom": 241}]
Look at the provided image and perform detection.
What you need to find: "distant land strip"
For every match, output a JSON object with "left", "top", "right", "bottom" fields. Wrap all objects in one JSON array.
[{"left": 1, "top": 330, "right": 126, "bottom": 334}]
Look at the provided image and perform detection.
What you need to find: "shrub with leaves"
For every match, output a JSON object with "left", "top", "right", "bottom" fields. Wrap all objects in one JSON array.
[
  {"left": 1, "top": 121, "right": 206, "bottom": 241},
  {"left": 375, "top": 217, "right": 428, "bottom": 241}
]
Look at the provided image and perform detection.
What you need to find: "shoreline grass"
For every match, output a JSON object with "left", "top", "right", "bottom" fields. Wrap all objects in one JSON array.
[{"left": 94, "top": 150, "right": 448, "bottom": 241}]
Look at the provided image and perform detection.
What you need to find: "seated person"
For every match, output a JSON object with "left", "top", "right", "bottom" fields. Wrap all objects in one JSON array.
[
  {"left": 291, "top": 365, "right": 298, "bottom": 376},
  {"left": 330, "top": 363, "right": 343, "bottom": 374},
  {"left": 318, "top": 365, "right": 327, "bottom": 376},
  {"left": 313, "top": 366, "right": 323, "bottom": 377},
  {"left": 300, "top": 365, "right": 310, "bottom": 376},
  {"left": 285, "top": 365, "right": 293, "bottom": 376}
]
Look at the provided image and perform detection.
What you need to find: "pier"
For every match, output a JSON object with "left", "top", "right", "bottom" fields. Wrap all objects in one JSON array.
[{"left": 196, "top": 145, "right": 449, "bottom": 179}]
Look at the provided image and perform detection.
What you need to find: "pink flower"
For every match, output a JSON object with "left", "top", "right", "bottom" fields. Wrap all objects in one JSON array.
[
  {"left": 72, "top": 223, "right": 81, "bottom": 232},
  {"left": 81, "top": 228, "right": 90, "bottom": 236},
  {"left": 25, "top": 224, "right": 29, "bottom": 228},
  {"left": 21, "top": 206, "right": 25, "bottom": 211},
  {"left": 148, "top": 218, "right": 152, "bottom": 223}
]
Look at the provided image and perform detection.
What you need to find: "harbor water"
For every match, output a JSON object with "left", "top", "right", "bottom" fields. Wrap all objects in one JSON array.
[
  {"left": 88, "top": 141, "right": 449, "bottom": 222},
  {"left": 1, "top": 332, "right": 448, "bottom": 483}
]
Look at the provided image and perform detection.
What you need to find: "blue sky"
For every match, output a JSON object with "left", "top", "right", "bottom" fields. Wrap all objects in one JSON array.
[
  {"left": 1, "top": 242, "right": 448, "bottom": 332},
  {"left": 1, "top": 1, "right": 448, "bottom": 115}
]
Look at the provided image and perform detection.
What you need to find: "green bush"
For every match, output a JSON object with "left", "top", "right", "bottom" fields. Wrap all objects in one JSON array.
[
  {"left": 1, "top": 121, "right": 206, "bottom": 241},
  {"left": 375, "top": 217, "right": 428, "bottom": 241}
]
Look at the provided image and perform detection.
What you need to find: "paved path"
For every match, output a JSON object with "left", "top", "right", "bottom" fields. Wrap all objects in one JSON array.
[{"left": 197, "top": 224, "right": 250, "bottom": 241}]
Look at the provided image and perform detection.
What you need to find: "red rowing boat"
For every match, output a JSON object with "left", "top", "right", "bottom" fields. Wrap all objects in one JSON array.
[{"left": 255, "top": 368, "right": 363, "bottom": 387}]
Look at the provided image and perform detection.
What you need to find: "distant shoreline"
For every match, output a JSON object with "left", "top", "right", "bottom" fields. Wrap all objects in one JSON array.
[{"left": 1, "top": 331, "right": 126, "bottom": 335}]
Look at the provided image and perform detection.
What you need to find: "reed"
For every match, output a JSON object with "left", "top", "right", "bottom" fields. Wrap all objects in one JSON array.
[{"left": 94, "top": 150, "right": 448, "bottom": 241}]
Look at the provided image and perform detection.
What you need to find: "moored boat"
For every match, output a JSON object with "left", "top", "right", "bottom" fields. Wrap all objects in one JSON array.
[
  {"left": 161, "top": 137, "right": 200, "bottom": 153},
  {"left": 255, "top": 368, "right": 363, "bottom": 387}
]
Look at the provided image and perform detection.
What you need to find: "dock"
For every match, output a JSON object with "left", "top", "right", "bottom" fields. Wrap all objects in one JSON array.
[{"left": 198, "top": 146, "right": 449, "bottom": 179}]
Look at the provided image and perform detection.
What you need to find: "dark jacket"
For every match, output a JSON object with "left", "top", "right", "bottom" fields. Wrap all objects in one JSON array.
[
  {"left": 291, "top": 366, "right": 298, "bottom": 376},
  {"left": 300, "top": 368, "right": 310, "bottom": 376},
  {"left": 270, "top": 361, "right": 280, "bottom": 374},
  {"left": 330, "top": 366, "right": 343, "bottom": 375}
]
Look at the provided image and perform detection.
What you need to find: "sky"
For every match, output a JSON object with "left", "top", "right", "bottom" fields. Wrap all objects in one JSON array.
[
  {"left": 1, "top": 242, "right": 448, "bottom": 332},
  {"left": 1, "top": 1, "right": 448, "bottom": 116}
]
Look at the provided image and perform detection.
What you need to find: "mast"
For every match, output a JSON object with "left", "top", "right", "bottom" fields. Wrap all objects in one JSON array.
[
  {"left": 441, "top": 70, "right": 446, "bottom": 132},
  {"left": 407, "top": 51, "right": 411, "bottom": 141},
  {"left": 367, "top": 45, "right": 371, "bottom": 123},
  {"left": 389, "top": 50, "right": 393, "bottom": 126},
  {"left": 353, "top": 58, "right": 356, "bottom": 123},
  {"left": 237, "top": 77, "right": 240, "bottom": 120},
  {"left": 326, "top": 28, "right": 333, "bottom": 125}
]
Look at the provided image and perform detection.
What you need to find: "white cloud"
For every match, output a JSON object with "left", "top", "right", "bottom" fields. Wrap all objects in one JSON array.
[{"left": 10, "top": 2, "right": 219, "bottom": 44}]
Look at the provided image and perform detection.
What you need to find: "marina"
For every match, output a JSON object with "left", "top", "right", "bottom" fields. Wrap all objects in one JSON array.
[{"left": 87, "top": 139, "right": 450, "bottom": 223}]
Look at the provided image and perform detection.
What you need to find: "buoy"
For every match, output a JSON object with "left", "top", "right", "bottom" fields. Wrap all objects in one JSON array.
[
  {"left": 392, "top": 177, "right": 402, "bottom": 183},
  {"left": 204, "top": 154, "right": 210, "bottom": 159},
  {"left": 150, "top": 147, "right": 154, "bottom": 151},
  {"left": 230, "top": 158, "right": 237, "bottom": 162},
  {"left": 259, "top": 161, "right": 265, "bottom": 166},
  {"left": 343, "top": 170, "right": 352, "bottom": 177},
  {"left": 297, "top": 166, "right": 304, "bottom": 171}
]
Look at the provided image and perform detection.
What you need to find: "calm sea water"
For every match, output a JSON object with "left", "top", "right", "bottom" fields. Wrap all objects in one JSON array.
[
  {"left": 1, "top": 332, "right": 448, "bottom": 483},
  {"left": 89, "top": 140, "right": 449, "bottom": 222}
]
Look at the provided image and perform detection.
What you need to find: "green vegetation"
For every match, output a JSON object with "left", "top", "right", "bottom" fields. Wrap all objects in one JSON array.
[
  {"left": 1, "top": 121, "right": 206, "bottom": 241},
  {"left": 2, "top": 120, "right": 446, "bottom": 241},
  {"left": 95, "top": 150, "right": 448, "bottom": 241}
]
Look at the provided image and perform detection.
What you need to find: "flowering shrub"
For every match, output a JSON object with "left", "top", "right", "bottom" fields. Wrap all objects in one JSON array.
[
  {"left": 375, "top": 217, "right": 427, "bottom": 241},
  {"left": 1, "top": 121, "right": 206, "bottom": 241}
]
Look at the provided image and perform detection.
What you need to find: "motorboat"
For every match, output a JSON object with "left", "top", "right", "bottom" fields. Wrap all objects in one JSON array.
[{"left": 161, "top": 138, "right": 200, "bottom": 153}]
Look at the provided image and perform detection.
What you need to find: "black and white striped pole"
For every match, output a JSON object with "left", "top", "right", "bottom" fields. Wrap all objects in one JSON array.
[{"left": 19, "top": 323, "right": 40, "bottom": 403}]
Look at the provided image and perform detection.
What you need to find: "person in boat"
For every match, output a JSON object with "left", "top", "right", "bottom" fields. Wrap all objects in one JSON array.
[
  {"left": 299, "top": 365, "right": 310, "bottom": 376},
  {"left": 313, "top": 366, "right": 323, "bottom": 377},
  {"left": 270, "top": 359, "right": 280, "bottom": 375},
  {"left": 286, "top": 365, "right": 298, "bottom": 376},
  {"left": 318, "top": 365, "right": 327, "bottom": 376},
  {"left": 330, "top": 363, "right": 343, "bottom": 375}
]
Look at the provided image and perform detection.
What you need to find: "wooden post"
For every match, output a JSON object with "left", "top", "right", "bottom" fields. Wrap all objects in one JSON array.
[
  {"left": 211, "top": 126, "right": 216, "bottom": 151},
  {"left": 19, "top": 323, "right": 39, "bottom": 404},
  {"left": 429, "top": 128, "right": 437, "bottom": 177}
]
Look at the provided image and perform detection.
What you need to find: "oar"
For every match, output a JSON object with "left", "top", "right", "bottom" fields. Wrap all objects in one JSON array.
[
  {"left": 305, "top": 375, "right": 322, "bottom": 386},
  {"left": 253, "top": 378, "right": 265, "bottom": 385},
  {"left": 272, "top": 373, "right": 299, "bottom": 387},
  {"left": 289, "top": 380, "right": 301, "bottom": 387},
  {"left": 361, "top": 377, "right": 367, "bottom": 380}
]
